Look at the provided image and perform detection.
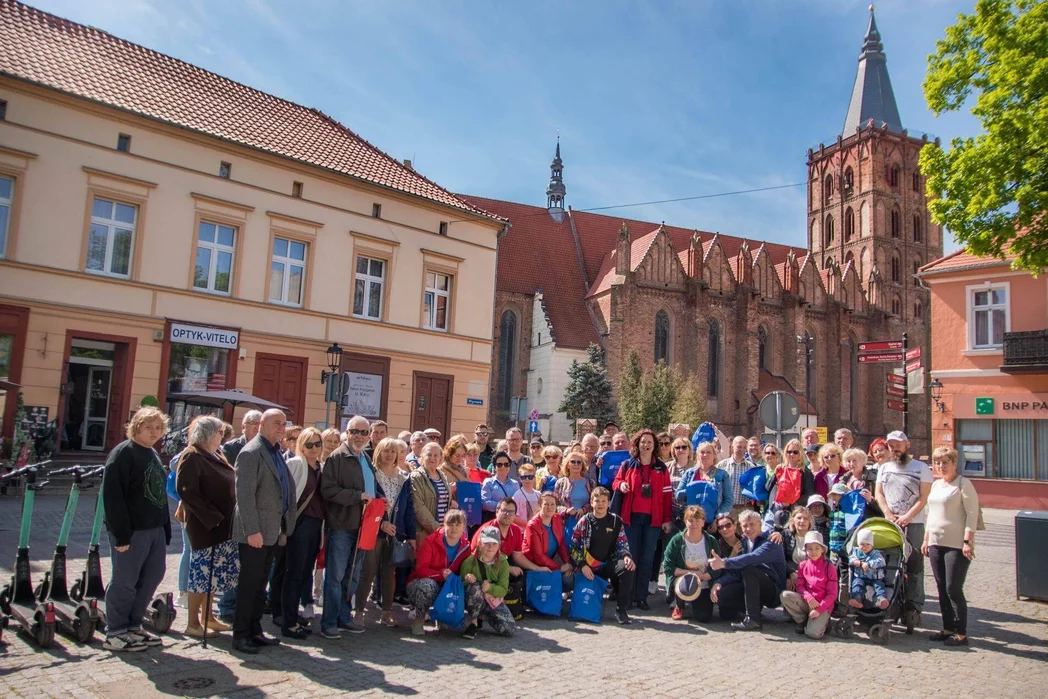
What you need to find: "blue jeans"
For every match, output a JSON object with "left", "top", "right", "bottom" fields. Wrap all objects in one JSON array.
[
  {"left": 321, "top": 528, "right": 364, "bottom": 631},
  {"left": 217, "top": 588, "right": 237, "bottom": 617},
  {"left": 624, "top": 513, "right": 661, "bottom": 603},
  {"left": 178, "top": 524, "right": 191, "bottom": 592}
]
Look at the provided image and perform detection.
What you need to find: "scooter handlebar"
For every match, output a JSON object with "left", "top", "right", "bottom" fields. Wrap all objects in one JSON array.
[
  {"left": 83, "top": 466, "right": 105, "bottom": 480},
  {"left": 28, "top": 479, "right": 49, "bottom": 490},
  {"left": 0, "top": 464, "right": 37, "bottom": 481},
  {"left": 50, "top": 465, "right": 85, "bottom": 475}
]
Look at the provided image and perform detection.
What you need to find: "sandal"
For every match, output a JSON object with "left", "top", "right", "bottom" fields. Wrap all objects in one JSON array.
[{"left": 380, "top": 613, "right": 398, "bottom": 628}]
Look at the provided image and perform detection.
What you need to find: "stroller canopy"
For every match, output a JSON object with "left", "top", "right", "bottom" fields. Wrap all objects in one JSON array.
[{"left": 846, "top": 517, "right": 909, "bottom": 556}]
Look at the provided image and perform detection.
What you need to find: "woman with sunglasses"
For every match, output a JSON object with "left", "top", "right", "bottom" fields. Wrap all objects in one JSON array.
[
  {"left": 770, "top": 439, "right": 815, "bottom": 509},
  {"left": 656, "top": 433, "right": 673, "bottom": 464},
  {"left": 713, "top": 514, "right": 744, "bottom": 558},
  {"left": 768, "top": 505, "right": 816, "bottom": 592},
  {"left": 513, "top": 463, "right": 541, "bottom": 527},
  {"left": 522, "top": 493, "right": 575, "bottom": 588},
  {"left": 554, "top": 451, "right": 593, "bottom": 524},
  {"left": 481, "top": 452, "right": 521, "bottom": 514},
  {"left": 409, "top": 442, "right": 456, "bottom": 547},
  {"left": 812, "top": 443, "right": 845, "bottom": 498},
  {"left": 536, "top": 446, "right": 563, "bottom": 493},
  {"left": 280, "top": 427, "right": 326, "bottom": 638},
  {"left": 675, "top": 441, "right": 733, "bottom": 524},
  {"left": 613, "top": 430, "right": 673, "bottom": 610}
]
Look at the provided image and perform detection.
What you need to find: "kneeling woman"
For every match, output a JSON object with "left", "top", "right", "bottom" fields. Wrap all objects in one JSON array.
[
  {"left": 460, "top": 526, "right": 517, "bottom": 639},
  {"left": 405, "top": 509, "right": 471, "bottom": 636},
  {"left": 522, "top": 493, "right": 575, "bottom": 590},
  {"left": 662, "top": 505, "right": 719, "bottom": 622}
]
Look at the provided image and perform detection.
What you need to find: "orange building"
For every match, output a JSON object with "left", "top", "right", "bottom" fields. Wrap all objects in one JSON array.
[{"left": 920, "top": 248, "right": 1048, "bottom": 508}]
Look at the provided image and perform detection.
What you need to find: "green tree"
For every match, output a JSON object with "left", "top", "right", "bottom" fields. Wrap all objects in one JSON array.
[
  {"left": 558, "top": 344, "right": 617, "bottom": 436},
  {"left": 671, "top": 370, "right": 708, "bottom": 429},
  {"left": 642, "top": 360, "right": 677, "bottom": 434},
  {"left": 617, "top": 350, "right": 644, "bottom": 435},
  {"left": 919, "top": 0, "right": 1048, "bottom": 272}
]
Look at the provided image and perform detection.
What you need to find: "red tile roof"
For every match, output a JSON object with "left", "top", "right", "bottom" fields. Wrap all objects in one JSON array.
[
  {"left": 0, "top": 0, "right": 496, "bottom": 219},
  {"left": 919, "top": 247, "right": 1016, "bottom": 276}
]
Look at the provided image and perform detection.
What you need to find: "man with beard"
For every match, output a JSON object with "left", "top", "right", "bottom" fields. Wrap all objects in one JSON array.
[{"left": 874, "top": 430, "right": 932, "bottom": 625}]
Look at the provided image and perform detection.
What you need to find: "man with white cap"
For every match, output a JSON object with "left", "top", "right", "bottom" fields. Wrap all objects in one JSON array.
[
  {"left": 874, "top": 430, "right": 932, "bottom": 626},
  {"left": 779, "top": 531, "right": 837, "bottom": 639}
]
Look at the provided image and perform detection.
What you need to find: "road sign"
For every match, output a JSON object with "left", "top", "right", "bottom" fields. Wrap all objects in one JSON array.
[
  {"left": 886, "top": 372, "right": 906, "bottom": 386},
  {"left": 906, "top": 347, "right": 921, "bottom": 361},
  {"left": 466, "top": 397, "right": 484, "bottom": 406},
  {"left": 814, "top": 426, "right": 828, "bottom": 443},
  {"left": 906, "top": 358, "right": 922, "bottom": 374},
  {"left": 858, "top": 351, "right": 904, "bottom": 363},
  {"left": 528, "top": 420, "right": 539, "bottom": 434},
  {"left": 887, "top": 398, "right": 907, "bottom": 412},
  {"left": 886, "top": 384, "right": 906, "bottom": 398},
  {"left": 859, "top": 340, "right": 903, "bottom": 352},
  {"left": 529, "top": 409, "right": 539, "bottom": 421},
  {"left": 759, "top": 391, "right": 800, "bottom": 433}
]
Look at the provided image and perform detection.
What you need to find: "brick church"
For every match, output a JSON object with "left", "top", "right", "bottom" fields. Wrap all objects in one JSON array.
[{"left": 462, "top": 9, "right": 942, "bottom": 454}]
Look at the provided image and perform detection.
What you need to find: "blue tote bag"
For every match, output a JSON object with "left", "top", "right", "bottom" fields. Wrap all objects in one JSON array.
[
  {"left": 686, "top": 479, "right": 719, "bottom": 522},
  {"left": 526, "top": 570, "right": 564, "bottom": 616},
  {"left": 840, "top": 489, "right": 868, "bottom": 532},
  {"left": 740, "top": 466, "right": 770, "bottom": 502},
  {"left": 598, "top": 450, "right": 630, "bottom": 488},
  {"left": 569, "top": 573, "right": 608, "bottom": 624},
  {"left": 430, "top": 573, "right": 465, "bottom": 627},
  {"left": 456, "top": 481, "right": 483, "bottom": 526}
]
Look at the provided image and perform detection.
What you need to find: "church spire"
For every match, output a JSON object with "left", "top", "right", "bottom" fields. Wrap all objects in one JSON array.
[
  {"left": 842, "top": 6, "right": 903, "bottom": 134},
  {"left": 546, "top": 136, "right": 566, "bottom": 222}
]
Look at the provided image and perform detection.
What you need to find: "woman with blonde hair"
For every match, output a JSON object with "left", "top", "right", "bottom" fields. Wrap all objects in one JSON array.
[
  {"left": 320, "top": 428, "right": 341, "bottom": 461},
  {"left": 770, "top": 438, "right": 815, "bottom": 508},
  {"left": 813, "top": 443, "right": 845, "bottom": 497},
  {"left": 553, "top": 450, "right": 592, "bottom": 521},
  {"left": 536, "top": 445, "right": 564, "bottom": 493},
  {"left": 277, "top": 427, "right": 325, "bottom": 637},
  {"left": 768, "top": 505, "right": 816, "bottom": 592},
  {"left": 410, "top": 442, "right": 455, "bottom": 546},
  {"left": 512, "top": 463, "right": 541, "bottom": 527}
]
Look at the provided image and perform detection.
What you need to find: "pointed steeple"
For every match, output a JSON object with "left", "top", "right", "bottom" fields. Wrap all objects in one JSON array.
[
  {"left": 546, "top": 136, "right": 566, "bottom": 222},
  {"left": 842, "top": 6, "right": 903, "bottom": 134}
]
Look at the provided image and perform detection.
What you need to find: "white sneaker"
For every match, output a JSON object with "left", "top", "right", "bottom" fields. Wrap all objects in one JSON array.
[
  {"left": 300, "top": 604, "right": 315, "bottom": 620},
  {"left": 174, "top": 592, "right": 188, "bottom": 609},
  {"left": 648, "top": 581, "right": 659, "bottom": 595},
  {"left": 128, "top": 629, "right": 163, "bottom": 647},
  {"left": 103, "top": 633, "right": 147, "bottom": 652}
]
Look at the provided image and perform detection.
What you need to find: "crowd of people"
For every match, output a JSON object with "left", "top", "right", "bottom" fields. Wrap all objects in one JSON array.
[{"left": 99, "top": 408, "right": 981, "bottom": 653}]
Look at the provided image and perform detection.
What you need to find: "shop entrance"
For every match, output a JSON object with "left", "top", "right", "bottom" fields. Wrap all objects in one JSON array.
[{"left": 62, "top": 340, "right": 115, "bottom": 451}]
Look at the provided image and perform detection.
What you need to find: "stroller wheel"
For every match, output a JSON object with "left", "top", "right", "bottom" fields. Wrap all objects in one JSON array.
[{"left": 870, "top": 623, "right": 890, "bottom": 644}]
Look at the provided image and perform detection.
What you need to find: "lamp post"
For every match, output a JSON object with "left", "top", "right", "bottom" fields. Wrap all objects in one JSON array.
[{"left": 321, "top": 343, "right": 343, "bottom": 429}]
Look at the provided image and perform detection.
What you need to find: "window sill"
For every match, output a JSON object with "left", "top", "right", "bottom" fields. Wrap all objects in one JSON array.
[
  {"left": 962, "top": 348, "right": 1003, "bottom": 356},
  {"left": 353, "top": 313, "right": 383, "bottom": 322},
  {"left": 85, "top": 268, "right": 130, "bottom": 280},
  {"left": 423, "top": 326, "right": 449, "bottom": 333},
  {"left": 269, "top": 300, "right": 304, "bottom": 309},
  {"left": 194, "top": 287, "right": 232, "bottom": 297}
]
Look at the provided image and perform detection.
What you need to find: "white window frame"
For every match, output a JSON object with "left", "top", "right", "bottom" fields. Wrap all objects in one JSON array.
[
  {"left": 270, "top": 236, "right": 307, "bottom": 307},
  {"left": 86, "top": 196, "right": 137, "bottom": 278},
  {"left": 194, "top": 220, "right": 236, "bottom": 295},
  {"left": 423, "top": 270, "right": 452, "bottom": 332},
  {"left": 966, "top": 282, "right": 1010, "bottom": 350},
  {"left": 353, "top": 254, "right": 385, "bottom": 320},
  {"left": 0, "top": 174, "right": 12, "bottom": 259}
]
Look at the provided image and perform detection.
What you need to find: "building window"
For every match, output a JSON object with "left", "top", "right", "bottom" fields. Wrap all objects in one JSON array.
[
  {"left": 823, "top": 174, "right": 833, "bottom": 203},
  {"left": 913, "top": 214, "right": 922, "bottom": 243},
  {"left": 219, "top": 162, "right": 231, "bottom": 179},
  {"left": 423, "top": 271, "right": 451, "bottom": 331},
  {"left": 353, "top": 255, "right": 385, "bottom": 320},
  {"left": 438, "top": 221, "right": 448, "bottom": 236},
  {"left": 194, "top": 221, "right": 235, "bottom": 294},
  {"left": 891, "top": 255, "right": 900, "bottom": 283},
  {"left": 166, "top": 338, "right": 232, "bottom": 426},
  {"left": 117, "top": 133, "right": 131, "bottom": 152},
  {"left": 891, "top": 209, "right": 900, "bottom": 238},
  {"left": 889, "top": 164, "right": 900, "bottom": 188},
  {"left": 914, "top": 301, "right": 924, "bottom": 321},
  {"left": 707, "top": 320, "right": 720, "bottom": 397},
  {"left": 912, "top": 172, "right": 921, "bottom": 192},
  {"left": 0, "top": 99, "right": 6, "bottom": 120},
  {"left": 891, "top": 296, "right": 901, "bottom": 315},
  {"left": 824, "top": 215, "right": 834, "bottom": 246},
  {"left": 292, "top": 181, "right": 303, "bottom": 198},
  {"left": 654, "top": 310, "right": 670, "bottom": 365},
  {"left": 269, "top": 237, "right": 307, "bottom": 306},
  {"left": 757, "top": 325, "right": 768, "bottom": 370},
  {"left": 803, "top": 331, "right": 816, "bottom": 406},
  {"left": 0, "top": 175, "right": 12, "bottom": 259},
  {"left": 497, "top": 310, "right": 517, "bottom": 411},
  {"left": 86, "top": 197, "right": 136, "bottom": 278},
  {"left": 843, "top": 167, "right": 854, "bottom": 194},
  {"left": 913, "top": 259, "right": 921, "bottom": 278},
  {"left": 971, "top": 286, "right": 1008, "bottom": 348},
  {"left": 844, "top": 207, "right": 854, "bottom": 242},
  {"left": 372, "top": 203, "right": 382, "bottom": 219}
]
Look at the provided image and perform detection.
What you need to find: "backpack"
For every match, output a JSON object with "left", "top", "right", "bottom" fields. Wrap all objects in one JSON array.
[
  {"left": 775, "top": 467, "right": 802, "bottom": 506},
  {"left": 430, "top": 573, "right": 465, "bottom": 627}
]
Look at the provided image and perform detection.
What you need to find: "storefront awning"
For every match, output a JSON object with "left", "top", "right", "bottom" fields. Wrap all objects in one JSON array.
[{"left": 166, "top": 389, "right": 286, "bottom": 412}]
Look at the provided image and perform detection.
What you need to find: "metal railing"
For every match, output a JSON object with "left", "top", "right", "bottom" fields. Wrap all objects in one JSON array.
[{"left": 1002, "top": 329, "right": 1048, "bottom": 368}]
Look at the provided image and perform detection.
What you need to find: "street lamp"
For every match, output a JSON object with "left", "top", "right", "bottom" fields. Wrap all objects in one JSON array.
[
  {"left": 929, "top": 378, "right": 945, "bottom": 413},
  {"left": 321, "top": 343, "right": 344, "bottom": 429},
  {"left": 326, "top": 343, "right": 343, "bottom": 374}
]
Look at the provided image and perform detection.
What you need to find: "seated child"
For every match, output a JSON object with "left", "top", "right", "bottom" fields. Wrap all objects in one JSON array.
[
  {"left": 848, "top": 529, "right": 889, "bottom": 610},
  {"left": 780, "top": 531, "right": 838, "bottom": 639}
]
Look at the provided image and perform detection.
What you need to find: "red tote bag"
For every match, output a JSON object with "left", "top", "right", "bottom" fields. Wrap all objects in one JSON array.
[{"left": 357, "top": 497, "right": 387, "bottom": 551}]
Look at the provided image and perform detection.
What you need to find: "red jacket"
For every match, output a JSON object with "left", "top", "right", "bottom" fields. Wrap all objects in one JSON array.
[
  {"left": 612, "top": 458, "right": 673, "bottom": 527},
  {"left": 522, "top": 513, "right": 570, "bottom": 569},
  {"left": 408, "top": 527, "right": 471, "bottom": 583}
]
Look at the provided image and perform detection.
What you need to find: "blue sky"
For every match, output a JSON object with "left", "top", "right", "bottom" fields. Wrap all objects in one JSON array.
[{"left": 33, "top": 0, "right": 977, "bottom": 253}]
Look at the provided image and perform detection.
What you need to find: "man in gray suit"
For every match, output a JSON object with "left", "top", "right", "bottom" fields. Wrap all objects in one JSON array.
[{"left": 231, "top": 408, "right": 296, "bottom": 654}]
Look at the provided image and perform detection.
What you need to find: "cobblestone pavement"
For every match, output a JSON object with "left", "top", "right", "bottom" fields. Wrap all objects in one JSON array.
[{"left": 0, "top": 494, "right": 1044, "bottom": 698}]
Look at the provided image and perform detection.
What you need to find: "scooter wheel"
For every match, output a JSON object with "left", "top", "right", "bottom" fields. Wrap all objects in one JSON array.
[
  {"left": 69, "top": 580, "right": 83, "bottom": 602},
  {"left": 75, "top": 608, "right": 95, "bottom": 644},
  {"left": 33, "top": 615, "right": 55, "bottom": 649},
  {"left": 0, "top": 586, "right": 11, "bottom": 613}
]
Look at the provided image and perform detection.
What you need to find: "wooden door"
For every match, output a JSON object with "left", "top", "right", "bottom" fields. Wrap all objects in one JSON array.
[
  {"left": 411, "top": 371, "right": 453, "bottom": 438},
  {"left": 253, "top": 353, "right": 308, "bottom": 425},
  {"left": 104, "top": 343, "right": 129, "bottom": 450}
]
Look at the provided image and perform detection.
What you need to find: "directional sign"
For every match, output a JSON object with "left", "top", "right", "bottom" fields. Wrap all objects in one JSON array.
[
  {"left": 906, "top": 347, "right": 921, "bottom": 361},
  {"left": 859, "top": 340, "right": 903, "bottom": 353},
  {"left": 906, "top": 358, "right": 923, "bottom": 374},
  {"left": 886, "top": 373, "right": 906, "bottom": 387},
  {"left": 887, "top": 399, "right": 907, "bottom": 412},
  {"left": 859, "top": 351, "right": 904, "bottom": 364},
  {"left": 886, "top": 384, "right": 907, "bottom": 398},
  {"left": 528, "top": 420, "right": 540, "bottom": 434}
]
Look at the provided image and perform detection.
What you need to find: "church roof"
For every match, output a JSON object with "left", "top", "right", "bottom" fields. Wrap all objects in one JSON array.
[{"left": 842, "top": 8, "right": 903, "bottom": 134}]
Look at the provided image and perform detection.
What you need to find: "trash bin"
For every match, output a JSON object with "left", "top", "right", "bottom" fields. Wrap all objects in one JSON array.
[{"left": 1016, "top": 510, "right": 1048, "bottom": 602}]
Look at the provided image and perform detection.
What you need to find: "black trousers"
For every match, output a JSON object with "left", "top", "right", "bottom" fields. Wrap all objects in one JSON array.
[
  {"left": 929, "top": 545, "right": 971, "bottom": 636},
  {"left": 268, "top": 544, "right": 288, "bottom": 618},
  {"left": 281, "top": 515, "right": 322, "bottom": 631},
  {"left": 669, "top": 576, "right": 714, "bottom": 622},
  {"left": 717, "top": 568, "right": 779, "bottom": 621},
  {"left": 595, "top": 559, "right": 634, "bottom": 612},
  {"left": 234, "top": 543, "right": 275, "bottom": 640}
]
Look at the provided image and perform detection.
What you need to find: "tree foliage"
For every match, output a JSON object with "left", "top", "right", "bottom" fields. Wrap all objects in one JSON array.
[
  {"left": 671, "top": 371, "right": 708, "bottom": 429},
  {"left": 617, "top": 350, "right": 644, "bottom": 435},
  {"left": 558, "top": 343, "right": 617, "bottom": 436},
  {"left": 919, "top": 0, "right": 1048, "bottom": 272},
  {"left": 616, "top": 353, "right": 707, "bottom": 435}
]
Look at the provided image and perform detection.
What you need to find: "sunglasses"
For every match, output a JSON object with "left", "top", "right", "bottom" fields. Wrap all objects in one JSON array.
[
  {"left": 520, "top": 475, "right": 535, "bottom": 481},
  {"left": 718, "top": 522, "right": 735, "bottom": 530},
  {"left": 659, "top": 441, "right": 671, "bottom": 447},
  {"left": 824, "top": 454, "right": 840, "bottom": 460},
  {"left": 347, "top": 429, "right": 369, "bottom": 436},
  {"left": 495, "top": 462, "right": 511, "bottom": 468},
  {"left": 475, "top": 431, "right": 490, "bottom": 437},
  {"left": 674, "top": 445, "right": 689, "bottom": 451},
  {"left": 786, "top": 450, "right": 800, "bottom": 455},
  {"left": 599, "top": 441, "right": 611, "bottom": 447},
  {"left": 428, "top": 436, "right": 441, "bottom": 441},
  {"left": 568, "top": 460, "right": 585, "bottom": 466},
  {"left": 304, "top": 440, "right": 322, "bottom": 449},
  {"left": 764, "top": 450, "right": 777, "bottom": 455},
  {"left": 496, "top": 508, "right": 516, "bottom": 516},
  {"left": 531, "top": 444, "right": 543, "bottom": 449}
]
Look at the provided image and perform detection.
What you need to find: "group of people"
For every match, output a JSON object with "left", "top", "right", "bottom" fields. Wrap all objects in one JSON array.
[{"left": 100, "top": 409, "right": 980, "bottom": 654}]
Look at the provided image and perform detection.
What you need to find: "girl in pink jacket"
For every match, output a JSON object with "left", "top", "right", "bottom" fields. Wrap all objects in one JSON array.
[{"left": 779, "top": 531, "right": 838, "bottom": 639}]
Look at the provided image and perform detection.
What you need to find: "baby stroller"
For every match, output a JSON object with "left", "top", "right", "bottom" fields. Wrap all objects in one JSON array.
[{"left": 831, "top": 517, "right": 913, "bottom": 643}]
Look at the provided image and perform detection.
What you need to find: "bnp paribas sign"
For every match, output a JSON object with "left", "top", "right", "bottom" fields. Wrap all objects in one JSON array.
[{"left": 975, "top": 397, "right": 995, "bottom": 415}]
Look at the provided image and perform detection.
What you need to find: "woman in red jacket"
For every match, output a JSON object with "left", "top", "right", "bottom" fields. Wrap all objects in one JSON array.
[
  {"left": 405, "top": 509, "right": 471, "bottom": 636},
  {"left": 523, "top": 493, "right": 575, "bottom": 591},
  {"left": 613, "top": 429, "right": 673, "bottom": 610}
]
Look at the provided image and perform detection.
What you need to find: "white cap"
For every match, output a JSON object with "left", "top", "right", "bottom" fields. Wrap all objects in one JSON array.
[
  {"left": 886, "top": 430, "right": 909, "bottom": 444},
  {"left": 803, "top": 531, "right": 826, "bottom": 550},
  {"left": 857, "top": 529, "right": 875, "bottom": 546},
  {"left": 807, "top": 494, "right": 827, "bottom": 509},
  {"left": 423, "top": 427, "right": 442, "bottom": 437}
]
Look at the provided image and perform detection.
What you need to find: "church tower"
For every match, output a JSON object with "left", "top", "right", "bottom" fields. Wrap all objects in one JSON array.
[
  {"left": 807, "top": 6, "right": 943, "bottom": 327},
  {"left": 546, "top": 138, "right": 566, "bottom": 222}
]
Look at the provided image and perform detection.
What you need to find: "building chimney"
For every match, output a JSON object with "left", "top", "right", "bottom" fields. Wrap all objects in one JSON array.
[{"left": 403, "top": 159, "right": 413, "bottom": 170}]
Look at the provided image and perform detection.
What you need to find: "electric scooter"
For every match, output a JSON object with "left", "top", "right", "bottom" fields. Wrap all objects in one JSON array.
[
  {"left": 0, "top": 464, "right": 57, "bottom": 648},
  {"left": 68, "top": 467, "right": 177, "bottom": 634},
  {"left": 34, "top": 466, "right": 101, "bottom": 643}
]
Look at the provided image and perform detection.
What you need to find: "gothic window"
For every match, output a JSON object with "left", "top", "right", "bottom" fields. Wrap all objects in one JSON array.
[
  {"left": 844, "top": 207, "right": 855, "bottom": 242},
  {"left": 891, "top": 209, "right": 901, "bottom": 239},
  {"left": 496, "top": 309, "right": 517, "bottom": 411},
  {"left": 757, "top": 326, "right": 769, "bottom": 370},
  {"left": 846, "top": 336, "right": 859, "bottom": 425},
  {"left": 845, "top": 251, "right": 855, "bottom": 269},
  {"left": 891, "top": 255, "right": 901, "bottom": 283},
  {"left": 707, "top": 320, "right": 720, "bottom": 397},
  {"left": 889, "top": 164, "right": 900, "bottom": 188},
  {"left": 654, "top": 310, "right": 670, "bottom": 365},
  {"left": 843, "top": 167, "right": 854, "bottom": 194},
  {"left": 913, "top": 256, "right": 922, "bottom": 278},
  {"left": 891, "top": 296, "right": 902, "bottom": 316},
  {"left": 914, "top": 301, "right": 924, "bottom": 322},
  {"left": 913, "top": 214, "right": 922, "bottom": 243},
  {"left": 912, "top": 172, "right": 921, "bottom": 192},
  {"left": 825, "top": 215, "right": 835, "bottom": 246},
  {"left": 803, "top": 331, "right": 816, "bottom": 407},
  {"left": 823, "top": 174, "right": 834, "bottom": 203}
]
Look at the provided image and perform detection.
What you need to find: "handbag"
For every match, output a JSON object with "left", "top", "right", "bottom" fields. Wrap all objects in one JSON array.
[
  {"left": 430, "top": 573, "right": 465, "bottom": 627},
  {"left": 391, "top": 539, "right": 415, "bottom": 568},
  {"left": 525, "top": 570, "right": 564, "bottom": 616}
]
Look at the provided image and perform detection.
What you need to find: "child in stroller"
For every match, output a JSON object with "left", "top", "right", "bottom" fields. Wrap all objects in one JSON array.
[
  {"left": 849, "top": 529, "right": 889, "bottom": 610},
  {"left": 831, "top": 517, "right": 911, "bottom": 643}
]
